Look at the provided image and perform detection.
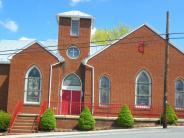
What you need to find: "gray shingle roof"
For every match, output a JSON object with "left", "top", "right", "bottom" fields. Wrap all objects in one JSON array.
[
  {"left": 57, "top": 10, "right": 94, "bottom": 20},
  {"left": 0, "top": 40, "right": 64, "bottom": 64},
  {"left": 0, "top": 40, "right": 103, "bottom": 64}
]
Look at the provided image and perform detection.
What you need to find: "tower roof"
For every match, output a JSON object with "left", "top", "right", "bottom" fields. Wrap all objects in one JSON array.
[
  {"left": 57, "top": 10, "right": 94, "bottom": 26},
  {"left": 57, "top": 10, "right": 94, "bottom": 19}
]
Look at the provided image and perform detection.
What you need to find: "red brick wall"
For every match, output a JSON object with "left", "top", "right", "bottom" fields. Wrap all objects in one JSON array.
[
  {"left": 58, "top": 17, "right": 91, "bottom": 79},
  {"left": 56, "top": 117, "right": 114, "bottom": 129},
  {"left": 168, "top": 46, "right": 184, "bottom": 118},
  {"left": 6, "top": 20, "right": 184, "bottom": 120},
  {"left": 7, "top": 43, "right": 60, "bottom": 113},
  {"left": 85, "top": 25, "right": 184, "bottom": 118},
  {"left": 55, "top": 117, "right": 158, "bottom": 129},
  {"left": 0, "top": 64, "right": 10, "bottom": 111},
  {"left": 7, "top": 17, "right": 92, "bottom": 114},
  {"left": 50, "top": 64, "right": 63, "bottom": 114}
]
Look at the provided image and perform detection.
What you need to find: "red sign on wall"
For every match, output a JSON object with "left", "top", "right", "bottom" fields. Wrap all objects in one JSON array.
[{"left": 138, "top": 41, "right": 145, "bottom": 54}]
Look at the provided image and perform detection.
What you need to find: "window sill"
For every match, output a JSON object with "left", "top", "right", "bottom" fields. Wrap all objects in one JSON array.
[
  {"left": 24, "top": 102, "right": 40, "bottom": 106},
  {"left": 98, "top": 104, "right": 110, "bottom": 109},
  {"left": 134, "top": 105, "right": 151, "bottom": 110},
  {"left": 175, "top": 107, "right": 184, "bottom": 111},
  {"left": 70, "top": 34, "right": 79, "bottom": 37}
]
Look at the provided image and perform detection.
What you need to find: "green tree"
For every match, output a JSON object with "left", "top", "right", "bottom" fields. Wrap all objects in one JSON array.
[
  {"left": 0, "top": 110, "right": 10, "bottom": 132},
  {"left": 160, "top": 104, "right": 177, "bottom": 125},
  {"left": 116, "top": 105, "right": 134, "bottom": 128},
  {"left": 78, "top": 107, "right": 96, "bottom": 130},
  {"left": 92, "top": 24, "right": 130, "bottom": 45},
  {"left": 40, "top": 108, "right": 56, "bottom": 131}
]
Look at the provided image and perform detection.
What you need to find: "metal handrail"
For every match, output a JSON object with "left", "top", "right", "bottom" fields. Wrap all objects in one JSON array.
[
  {"left": 8, "top": 101, "right": 23, "bottom": 133},
  {"left": 36, "top": 101, "right": 47, "bottom": 124}
]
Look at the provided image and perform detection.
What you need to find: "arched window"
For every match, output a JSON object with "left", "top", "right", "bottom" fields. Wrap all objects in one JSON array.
[
  {"left": 99, "top": 76, "right": 110, "bottom": 106},
  {"left": 62, "top": 74, "right": 81, "bottom": 90},
  {"left": 175, "top": 79, "right": 184, "bottom": 108},
  {"left": 24, "top": 66, "right": 42, "bottom": 104},
  {"left": 135, "top": 70, "right": 151, "bottom": 107}
]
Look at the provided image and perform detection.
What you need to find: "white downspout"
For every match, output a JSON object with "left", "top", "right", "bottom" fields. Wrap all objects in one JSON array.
[
  {"left": 85, "top": 63, "right": 94, "bottom": 114},
  {"left": 48, "top": 61, "right": 62, "bottom": 108}
]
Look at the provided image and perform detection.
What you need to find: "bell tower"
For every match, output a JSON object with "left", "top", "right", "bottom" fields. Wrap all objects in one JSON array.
[{"left": 57, "top": 11, "right": 94, "bottom": 61}]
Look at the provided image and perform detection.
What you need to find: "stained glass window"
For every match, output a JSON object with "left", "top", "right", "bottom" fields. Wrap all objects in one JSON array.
[
  {"left": 136, "top": 71, "right": 151, "bottom": 106},
  {"left": 175, "top": 80, "right": 184, "bottom": 108},
  {"left": 25, "top": 66, "right": 41, "bottom": 104},
  {"left": 100, "top": 76, "right": 110, "bottom": 106},
  {"left": 67, "top": 46, "right": 80, "bottom": 59},
  {"left": 63, "top": 74, "right": 81, "bottom": 87}
]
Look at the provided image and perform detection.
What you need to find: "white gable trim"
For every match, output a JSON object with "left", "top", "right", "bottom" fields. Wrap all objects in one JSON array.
[
  {"left": 83, "top": 23, "right": 184, "bottom": 64},
  {"left": 8, "top": 40, "right": 64, "bottom": 62},
  {"left": 8, "top": 40, "right": 35, "bottom": 60}
]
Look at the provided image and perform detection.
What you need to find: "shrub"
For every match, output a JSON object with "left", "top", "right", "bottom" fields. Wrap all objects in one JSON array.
[
  {"left": 116, "top": 105, "right": 134, "bottom": 128},
  {"left": 160, "top": 104, "right": 177, "bottom": 125},
  {"left": 40, "top": 108, "right": 56, "bottom": 131},
  {"left": 78, "top": 107, "right": 96, "bottom": 130},
  {"left": 0, "top": 110, "right": 11, "bottom": 132}
]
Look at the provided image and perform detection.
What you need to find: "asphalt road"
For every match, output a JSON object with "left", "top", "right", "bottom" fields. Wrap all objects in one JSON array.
[{"left": 27, "top": 127, "right": 184, "bottom": 138}]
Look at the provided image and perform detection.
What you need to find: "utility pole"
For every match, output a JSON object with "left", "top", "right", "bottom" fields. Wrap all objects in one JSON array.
[{"left": 163, "top": 11, "right": 170, "bottom": 129}]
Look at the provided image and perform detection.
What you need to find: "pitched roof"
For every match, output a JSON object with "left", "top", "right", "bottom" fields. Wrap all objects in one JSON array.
[
  {"left": 56, "top": 10, "right": 95, "bottom": 27},
  {"left": 0, "top": 40, "right": 64, "bottom": 64},
  {"left": 82, "top": 24, "right": 184, "bottom": 64},
  {"left": 57, "top": 10, "right": 94, "bottom": 20},
  {"left": 0, "top": 40, "right": 102, "bottom": 64}
]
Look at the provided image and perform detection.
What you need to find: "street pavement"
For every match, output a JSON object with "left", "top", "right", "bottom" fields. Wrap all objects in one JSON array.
[{"left": 3, "top": 126, "right": 184, "bottom": 138}]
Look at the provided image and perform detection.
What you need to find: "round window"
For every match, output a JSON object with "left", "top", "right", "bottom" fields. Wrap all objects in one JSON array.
[{"left": 67, "top": 46, "right": 80, "bottom": 59}]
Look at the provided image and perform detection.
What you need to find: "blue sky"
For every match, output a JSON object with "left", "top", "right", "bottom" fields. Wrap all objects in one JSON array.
[{"left": 0, "top": 0, "right": 184, "bottom": 51}]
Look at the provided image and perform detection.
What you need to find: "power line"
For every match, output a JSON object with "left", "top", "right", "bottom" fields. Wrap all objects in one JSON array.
[
  {"left": 0, "top": 34, "right": 184, "bottom": 55},
  {"left": 1, "top": 31, "right": 184, "bottom": 53},
  {"left": 169, "top": 32, "right": 184, "bottom": 35},
  {"left": 170, "top": 37, "right": 184, "bottom": 40},
  {"left": 0, "top": 38, "right": 166, "bottom": 56}
]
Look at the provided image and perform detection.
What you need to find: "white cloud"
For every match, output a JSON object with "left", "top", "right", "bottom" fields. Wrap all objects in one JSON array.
[
  {"left": 0, "top": 0, "right": 2, "bottom": 9},
  {"left": 0, "top": 20, "right": 18, "bottom": 32},
  {"left": 69, "top": 0, "right": 91, "bottom": 6},
  {"left": 91, "top": 27, "right": 96, "bottom": 36},
  {"left": 19, "top": 37, "right": 35, "bottom": 41}
]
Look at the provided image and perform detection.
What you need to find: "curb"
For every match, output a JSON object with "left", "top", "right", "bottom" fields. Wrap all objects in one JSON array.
[{"left": 2, "top": 126, "right": 184, "bottom": 138}]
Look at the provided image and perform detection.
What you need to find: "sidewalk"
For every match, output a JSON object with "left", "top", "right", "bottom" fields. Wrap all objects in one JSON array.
[{"left": 1, "top": 126, "right": 184, "bottom": 138}]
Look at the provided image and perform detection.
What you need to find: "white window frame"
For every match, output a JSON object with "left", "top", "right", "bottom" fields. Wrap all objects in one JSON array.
[
  {"left": 135, "top": 70, "right": 152, "bottom": 108},
  {"left": 62, "top": 73, "right": 82, "bottom": 91},
  {"left": 66, "top": 45, "right": 80, "bottom": 59},
  {"left": 61, "top": 73, "right": 82, "bottom": 114},
  {"left": 99, "top": 75, "right": 110, "bottom": 106},
  {"left": 175, "top": 79, "right": 184, "bottom": 109},
  {"left": 24, "top": 65, "right": 42, "bottom": 105},
  {"left": 70, "top": 18, "right": 80, "bottom": 37}
]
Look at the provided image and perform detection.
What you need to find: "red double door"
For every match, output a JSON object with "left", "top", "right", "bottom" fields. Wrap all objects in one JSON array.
[{"left": 61, "top": 90, "right": 81, "bottom": 115}]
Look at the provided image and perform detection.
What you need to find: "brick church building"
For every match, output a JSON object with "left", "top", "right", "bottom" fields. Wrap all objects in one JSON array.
[{"left": 0, "top": 11, "right": 184, "bottom": 118}]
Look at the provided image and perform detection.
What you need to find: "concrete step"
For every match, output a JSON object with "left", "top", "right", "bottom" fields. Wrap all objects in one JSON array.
[
  {"left": 13, "top": 125, "right": 37, "bottom": 130},
  {"left": 14, "top": 122, "right": 36, "bottom": 126},
  {"left": 17, "top": 116, "right": 37, "bottom": 118},
  {"left": 15, "top": 118, "right": 36, "bottom": 123},
  {"left": 16, "top": 117, "right": 36, "bottom": 121},
  {"left": 11, "top": 129, "right": 37, "bottom": 133},
  {"left": 15, "top": 120, "right": 35, "bottom": 124},
  {"left": 9, "top": 114, "right": 39, "bottom": 134}
]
